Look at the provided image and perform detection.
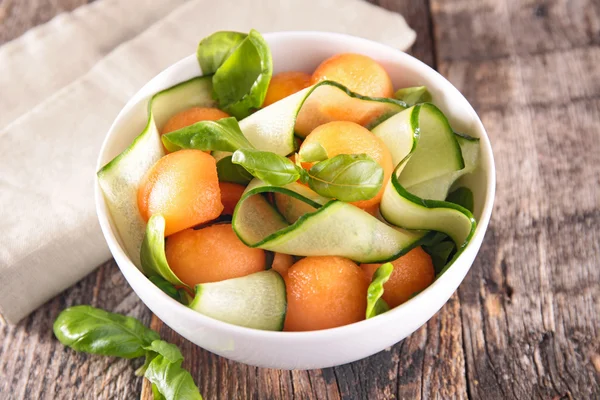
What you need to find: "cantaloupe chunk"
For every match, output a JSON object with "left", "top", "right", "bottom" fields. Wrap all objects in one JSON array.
[
  {"left": 284, "top": 256, "right": 368, "bottom": 331},
  {"left": 166, "top": 223, "right": 265, "bottom": 286},
  {"left": 263, "top": 71, "right": 311, "bottom": 107},
  {"left": 219, "top": 182, "right": 246, "bottom": 216},
  {"left": 137, "top": 149, "right": 223, "bottom": 236},
  {"left": 300, "top": 121, "right": 394, "bottom": 209},
  {"left": 361, "top": 247, "right": 434, "bottom": 308}
]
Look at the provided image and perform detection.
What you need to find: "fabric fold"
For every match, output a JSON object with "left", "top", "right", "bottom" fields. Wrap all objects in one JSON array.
[{"left": 0, "top": 0, "right": 415, "bottom": 324}]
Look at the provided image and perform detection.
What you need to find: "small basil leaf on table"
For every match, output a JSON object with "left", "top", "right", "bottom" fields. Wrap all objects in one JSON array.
[
  {"left": 153, "top": 384, "right": 167, "bottom": 400},
  {"left": 144, "top": 340, "right": 184, "bottom": 363},
  {"left": 145, "top": 354, "right": 203, "bottom": 400},
  {"left": 232, "top": 148, "right": 301, "bottom": 186},
  {"left": 216, "top": 155, "right": 254, "bottom": 184},
  {"left": 446, "top": 186, "right": 474, "bottom": 212},
  {"left": 196, "top": 31, "right": 247, "bottom": 74},
  {"left": 212, "top": 29, "right": 272, "bottom": 119},
  {"left": 366, "top": 262, "right": 394, "bottom": 319},
  {"left": 298, "top": 142, "right": 328, "bottom": 162},
  {"left": 53, "top": 305, "right": 159, "bottom": 358},
  {"left": 140, "top": 214, "right": 187, "bottom": 287},
  {"left": 394, "top": 86, "right": 432, "bottom": 106},
  {"left": 162, "top": 117, "right": 253, "bottom": 153},
  {"left": 306, "top": 154, "right": 384, "bottom": 202}
]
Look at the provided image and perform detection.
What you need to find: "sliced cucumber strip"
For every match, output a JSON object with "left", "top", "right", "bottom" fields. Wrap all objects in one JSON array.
[
  {"left": 232, "top": 103, "right": 476, "bottom": 265},
  {"left": 188, "top": 270, "right": 286, "bottom": 330},
  {"left": 97, "top": 76, "right": 215, "bottom": 267},
  {"left": 239, "top": 80, "right": 406, "bottom": 156},
  {"left": 233, "top": 179, "right": 423, "bottom": 263},
  {"left": 406, "top": 133, "right": 480, "bottom": 201},
  {"left": 397, "top": 103, "right": 464, "bottom": 188}
]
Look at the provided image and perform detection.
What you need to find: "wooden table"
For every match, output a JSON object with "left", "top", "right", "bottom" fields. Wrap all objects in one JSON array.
[{"left": 1, "top": 0, "right": 599, "bottom": 398}]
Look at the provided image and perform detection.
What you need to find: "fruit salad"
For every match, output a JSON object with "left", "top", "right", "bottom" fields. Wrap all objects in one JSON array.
[{"left": 98, "top": 30, "right": 479, "bottom": 332}]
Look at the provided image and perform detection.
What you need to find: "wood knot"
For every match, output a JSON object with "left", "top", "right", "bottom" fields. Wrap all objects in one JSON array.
[{"left": 533, "top": 4, "right": 548, "bottom": 18}]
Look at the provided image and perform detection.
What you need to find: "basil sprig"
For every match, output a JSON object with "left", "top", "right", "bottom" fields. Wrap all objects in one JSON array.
[
  {"left": 366, "top": 263, "right": 393, "bottom": 319},
  {"left": 196, "top": 31, "right": 247, "bottom": 75},
  {"left": 53, "top": 306, "right": 202, "bottom": 400},
  {"left": 197, "top": 30, "right": 272, "bottom": 119},
  {"left": 161, "top": 117, "right": 253, "bottom": 153},
  {"left": 232, "top": 149, "right": 384, "bottom": 202}
]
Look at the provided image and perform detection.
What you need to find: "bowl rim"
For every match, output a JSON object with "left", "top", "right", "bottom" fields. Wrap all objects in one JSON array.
[{"left": 95, "top": 30, "right": 496, "bottom": 341}]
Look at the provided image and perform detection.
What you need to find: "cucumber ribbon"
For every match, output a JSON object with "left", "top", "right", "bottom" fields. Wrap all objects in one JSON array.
[{"left": 98, "top": 77, "right": 478, "bottom": 272}]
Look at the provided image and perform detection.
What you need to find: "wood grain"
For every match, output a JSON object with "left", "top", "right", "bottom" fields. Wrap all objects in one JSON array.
[{"left": 1, "top": 0, "right": 599, "bottom": 399}]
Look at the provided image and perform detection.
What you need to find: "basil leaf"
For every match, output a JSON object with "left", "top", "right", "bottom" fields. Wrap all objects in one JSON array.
[
  {"left": 366, "top": 263, "right": 393, "bottom": 319},
  {"left": 196, "top": 31, "right": 247, "bottom": 74},
  {"left": 148, "top": 276, "right": 181, "bottom": 301},
  {"left": 423, "top": 240, "right": 456, "bottom": 274},
  {"left": 216, "top": 155, "right": 253, "bottom": 184},
  {"left": 153, "top": 384, "right": 167, "bottom": 400},
  {"left": 53, "top": 305, "right": 159, "bottom": 359},
  {"left": 162, "top": 117, "right": 253, "bottom": 153},
  {"left": 394, "top": 86, "right": 432, "bottom": 106},
  {"left": 298, "top": 142, "right": 328, "bottom": 162},
  {"left": 446, "top": 187, "right": 474, "bottom": 212},
  {"left": 145, "top": 355, "right": 203, "bottom": 400},
  {"left": 141, "top": 214, "right": 186, "bottom": 287},
  {"left": 306, "top": 154, "right": 383, "bottom": 202},
  {"left": 144, "top": 340, "right": 184, "bottom": 363},
  {"left": 212, "top": 29, "right": 272, "bottom": 119},
  {"left": 232, "top": 149, "right": 300, "bottom": 186}
]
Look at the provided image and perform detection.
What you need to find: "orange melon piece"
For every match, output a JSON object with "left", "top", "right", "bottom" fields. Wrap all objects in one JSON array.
[
  {"left": 162, "top": 107, "right": 230, "bottom": 134},
  {"left": 284, "top": 256, "right": 368, "bottom": 331},
  {"left": 361, "top": 247, "right": 434, "bottom": 308},
  {"left": 299, "top": 121, "right": 394, "bottom": 209},
  {"left": 263, "top": 71, "right": 311, "bottom": 107},
  {"left": 311, "top": 53, "right": 394, "bottom": 98},
  {"left": 219, "top": 182, "right": 246, "bottom": 215},
  {"left": 161, "top": 107, "right": 230, "bottom": 153},
  {"left": 137, "top": 149, "right": 223, "bottom": 236},
  {"left": 166, "top": 223, "right": 265, "bottom": 286},
  {"left": 271, "top": 253, "right": 295, "bottom": 276}
]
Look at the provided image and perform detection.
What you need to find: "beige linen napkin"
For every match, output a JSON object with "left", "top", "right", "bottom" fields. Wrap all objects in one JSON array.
[
  {"left": 0, "top": 0, "right": 415, "bottom": 324},
  {"left": 0, "top": 0, "right": 188, "bottom": 128}
]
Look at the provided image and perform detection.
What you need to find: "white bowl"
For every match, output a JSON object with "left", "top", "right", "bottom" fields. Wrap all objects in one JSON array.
[{"left": 95, "top": 31, "right": 495, "bottom": 370}]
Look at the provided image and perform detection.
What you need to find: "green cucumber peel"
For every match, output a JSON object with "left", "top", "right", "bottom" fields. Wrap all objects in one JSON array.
[
  {"left": 394, "top": 86, "right": 432, "bottom": 106},
  {"left": 140, "top": 214, "right": 187, "bottom": 288},
  {"left": 162, "top": 116, "right": 253, "bottom": 153},
  {"left": 366, "top": 262, "right": 393, "bottom": 319},
  {"left": 211, "top": 29, "right": 272, "bottom": 119}
]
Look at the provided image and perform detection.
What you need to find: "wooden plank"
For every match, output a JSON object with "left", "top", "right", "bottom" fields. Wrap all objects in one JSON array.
[{"left": 430, "top": 0, "right": 600, "bottom": 399}]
